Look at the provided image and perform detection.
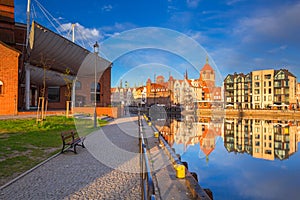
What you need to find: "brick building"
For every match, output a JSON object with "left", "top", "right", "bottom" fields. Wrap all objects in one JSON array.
[
  {"left": 0, "top": 41, "right": 19, "bottom": 115},
  {"left": 0, "top": 0, "right": 112, "bottom": 116}
]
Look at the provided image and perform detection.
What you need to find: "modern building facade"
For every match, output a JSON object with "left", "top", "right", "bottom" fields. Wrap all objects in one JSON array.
[{"left": 224, "top": 69, "right": 297, "bottom": 109}]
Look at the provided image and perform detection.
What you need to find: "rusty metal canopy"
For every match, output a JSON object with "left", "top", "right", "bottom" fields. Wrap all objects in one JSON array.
[{"left": 27, "top": 21, "right": 111, "bottom": 85}]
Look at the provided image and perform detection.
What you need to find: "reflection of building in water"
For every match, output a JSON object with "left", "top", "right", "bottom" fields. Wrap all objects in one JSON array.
[
  {"left": 224, "top": 118, "right": 300, "bottom": 160},
  {"left": 160, "top": 115, "right": 223, "bottom": 158}
]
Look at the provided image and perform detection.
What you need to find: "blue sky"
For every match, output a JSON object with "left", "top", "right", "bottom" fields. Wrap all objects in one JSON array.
[{"left": 15, "top": 0, "right": 300, "bottom": 87}]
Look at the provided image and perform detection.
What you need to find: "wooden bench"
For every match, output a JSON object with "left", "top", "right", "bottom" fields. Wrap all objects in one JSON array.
[{"left": 61, "top": 130, "right": 85, "bottom": 154}]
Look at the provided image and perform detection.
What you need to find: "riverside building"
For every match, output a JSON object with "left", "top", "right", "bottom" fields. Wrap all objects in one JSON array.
[{"left": 224, "top": 69, "right": 297, "bottom": 110}]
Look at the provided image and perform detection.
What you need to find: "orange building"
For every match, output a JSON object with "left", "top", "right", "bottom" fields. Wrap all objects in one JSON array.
[{"left": 145, "top": 75, "right": 174, "bottom": 106}]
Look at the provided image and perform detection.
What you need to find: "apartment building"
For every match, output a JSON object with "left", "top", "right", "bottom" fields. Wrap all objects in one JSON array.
[
  {"left": 224, "top": 73, "right": 252, "bottom": 109},
  {"left": 224, "top": 69, "right": 297, "bottom": 109},
  {"left": 252, "top": 69, "right": 275, "bottom": 109}
]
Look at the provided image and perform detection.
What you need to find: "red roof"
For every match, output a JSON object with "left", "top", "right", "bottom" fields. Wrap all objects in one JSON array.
[{"left": 201, "top": 63, "right": 213, "bottom": 71}]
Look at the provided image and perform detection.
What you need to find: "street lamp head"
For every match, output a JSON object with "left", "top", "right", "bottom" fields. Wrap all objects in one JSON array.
[{"left": 93, "top": 41, "right": 99, "bottom": 54}]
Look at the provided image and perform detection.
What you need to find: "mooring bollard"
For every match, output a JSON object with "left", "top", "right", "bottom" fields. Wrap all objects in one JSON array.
[
  {"left": 190, "top": 172, "right": 198, "bottom": 182},
  {"left": 182, "top": 161, "right": 188, "bottom": 170},
  {"left": 174, "top": 164, "right": 185, "bottom": 179},
  {"left": 154, "top": 131, "right": 159, "bottom": 138}
]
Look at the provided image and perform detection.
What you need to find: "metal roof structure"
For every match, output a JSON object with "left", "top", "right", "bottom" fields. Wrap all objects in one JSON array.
[{"left": 27, "top": 21, "right": 112, "bottom": 86}]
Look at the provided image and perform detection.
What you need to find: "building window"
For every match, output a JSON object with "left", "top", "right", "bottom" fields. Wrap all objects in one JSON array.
[
  {"left": 265, "top": 74, "right": 271, "bottom": 79},
  {"left": 75, "top": 81, "right": 82, "bottom": 90},
  {"left": 254, "top": 75, "right": 260, "bottom": 80},
  {"left": 91, "top": 82, "right": 101, "bottom": 103},
  {"left": 285, "top": 80, "right": 289, "bottom": 87},
  {"left": 268, "top": 95, "right": 272, "bottom": 101},
  {"left": 275, "top": 72, "right": 285, "bottom": 80},
  {"left": 255, "top": 82, "right": 260, "bottom": 87},
  {"left": 0, "top": 80, "right": 3, "bottom": 94},
  {"left": 48, "top": 87, "right": 60, "bottom": 102}
]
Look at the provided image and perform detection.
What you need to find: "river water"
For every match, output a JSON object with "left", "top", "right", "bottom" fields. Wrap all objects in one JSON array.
[{"left": 153, "top": 114, "right": 300, "bottom": 200}]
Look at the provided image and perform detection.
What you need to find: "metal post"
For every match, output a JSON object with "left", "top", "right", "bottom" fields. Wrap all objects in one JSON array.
[
  {"left": 93, "top": 42, "right": 99, "bottom": 128},
  {"left": 25, "top": 64, "right": 30, "bottom": 110},
  {"left": 26, "top": 0, "right": 31, "bottom": 48},
  {"left": 71, "top": 24, "right": 75, "bottom": 43}
]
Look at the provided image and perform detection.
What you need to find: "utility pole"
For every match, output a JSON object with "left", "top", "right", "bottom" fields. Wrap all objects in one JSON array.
[
  {"left": 26, "top": 0, "right": 31, "bottom": 47},
  {"left": 72, "top": 24, "right": 76, "bottom": 42}
]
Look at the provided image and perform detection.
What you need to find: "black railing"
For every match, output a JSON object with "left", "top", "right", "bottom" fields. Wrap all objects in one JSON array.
[{"left": 138, "top": 111, "right": 156, "bottom": 200}]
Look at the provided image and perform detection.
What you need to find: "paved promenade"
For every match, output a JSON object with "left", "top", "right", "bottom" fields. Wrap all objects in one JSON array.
[{"left": 0, "top": 115, "right": 196, "bottom": 200}]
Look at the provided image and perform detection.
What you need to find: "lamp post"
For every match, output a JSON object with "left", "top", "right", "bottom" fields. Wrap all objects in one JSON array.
[{"left": 93, "top": 42, "right": 99, "bottom": 128}]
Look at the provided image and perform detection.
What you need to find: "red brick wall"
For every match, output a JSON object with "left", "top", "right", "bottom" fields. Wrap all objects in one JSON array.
[
  {"left": 47, "top": 85, "right": 69, "bottom": 110},
  {"left": 75, "top": 66, "right": 112, "bottom": 107},
  {"left": 73, "top": 107, "right": 120, "bottom": 118},
  {"left": 0, "top": 1, "right": 15, "bottom": 45},
  {"left": 0, "top": 42, "right": 19, "bottom": 115},
  {"left": 99, "top": 67, "right": 111, "bottom": 106}
]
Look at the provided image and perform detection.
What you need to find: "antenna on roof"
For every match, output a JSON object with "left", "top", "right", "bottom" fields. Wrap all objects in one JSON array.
[
  {"left": 26, "top": 0, "right": 31, "bottom": 48},
  {"left": 72, "top": 23, "right": 76, "bottom": 42}
]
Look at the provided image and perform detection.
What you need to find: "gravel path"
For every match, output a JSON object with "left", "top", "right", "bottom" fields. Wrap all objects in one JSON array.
[{"left": 0, "top": 116, "right": 142, "bottom": 200}]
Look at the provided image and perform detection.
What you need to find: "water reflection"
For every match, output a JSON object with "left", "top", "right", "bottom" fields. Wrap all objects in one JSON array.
[
  {"left": 156, "top": 116, "right": 300, "bottom": 161},
  {"left": 225, "top": 118, "right": 299, "bottom": 161},
  {"left": 153, "top": 115, "right": 300, "bottom": 199}
]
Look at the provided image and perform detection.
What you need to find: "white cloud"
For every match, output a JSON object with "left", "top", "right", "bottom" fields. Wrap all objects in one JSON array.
[
  {"left": 185, "top": 30, "right": 207, "bottom": 44},
  {"left": 101, "top": 4, "right": 113, "bottom": 12},
  {"left": 186, "top": 0, "right": 200, "bottom": 8},
  {"left": 59, "top": 22, "right": 100, "bottom": 40},
  {"left": 100, "top": 22, "right": 137, "bottom": 37},
  {"left": 234, "top": 2, "right": 300, "bottom": 45},
  {"left": 268, "top": 45, "right": 288, "bottom": 54},
  {"left": 58, "top": 23, "right": 102, "bottom": 50},
  {"left": 101, "top": 22, "right": 136, "bottom": 32},
  {"left": 226, "top": 0, "right": 244, "bottom": 6}
]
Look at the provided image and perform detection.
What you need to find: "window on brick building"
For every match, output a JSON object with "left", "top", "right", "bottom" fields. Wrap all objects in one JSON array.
[
  {"left": 0, "top": 81, "right": 3, "bottom": 94},
  {"left": 75, "top": 81, "right": 82, "bottom": 90},
  {"left": 91, "top": 82, "right": 101, "bottom": 103},
  {"left": 48, "top": 87, "right": 60, "bottom": 102}
]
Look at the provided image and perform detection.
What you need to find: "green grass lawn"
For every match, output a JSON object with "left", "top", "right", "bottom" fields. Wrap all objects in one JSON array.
[{"left": 0, "top": 115, "right": 107, "bottom": 186}]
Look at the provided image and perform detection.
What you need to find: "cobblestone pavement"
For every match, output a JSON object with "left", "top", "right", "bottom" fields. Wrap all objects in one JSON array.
[{"left": 0, "top": 116, "right": 142, "bottom": 200}]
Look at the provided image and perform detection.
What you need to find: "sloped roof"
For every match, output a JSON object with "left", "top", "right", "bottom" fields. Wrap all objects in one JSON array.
[
  {"left": 201, "top": 63, "right": 213, "bottom": 71},
  {"left": 27, "top": 21, "right": 112, "bottom": 85},
  {"left": 0, "top": 40, "right": 20, "bottom": 55}
]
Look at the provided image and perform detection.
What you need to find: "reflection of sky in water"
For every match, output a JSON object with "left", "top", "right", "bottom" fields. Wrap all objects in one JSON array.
[{"left": 175, "top": 138, "right": 300, "bottom": 200}]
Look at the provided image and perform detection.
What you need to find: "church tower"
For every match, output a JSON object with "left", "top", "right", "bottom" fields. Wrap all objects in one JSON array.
[{"left": 200, "top": 56, "right": 215, "bottom": 88}]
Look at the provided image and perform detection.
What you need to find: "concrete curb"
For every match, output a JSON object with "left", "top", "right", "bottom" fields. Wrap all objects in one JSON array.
[
  {"left": 0, "top": 152, "right": 61, "bottom": 190},
  {"left": 157, "top": 134, "right": 212, "bottom": 200}
]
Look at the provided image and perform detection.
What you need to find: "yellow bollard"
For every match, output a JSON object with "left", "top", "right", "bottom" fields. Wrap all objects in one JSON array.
[
  {"left": 174, "top": 164, "right": 185, "bottom": 178},
  {"left": 148, "top": 122, "right": 152, "bottom": 126},
  {"left": 154, "top": 131, "right": 159, "bottom": 138}
]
